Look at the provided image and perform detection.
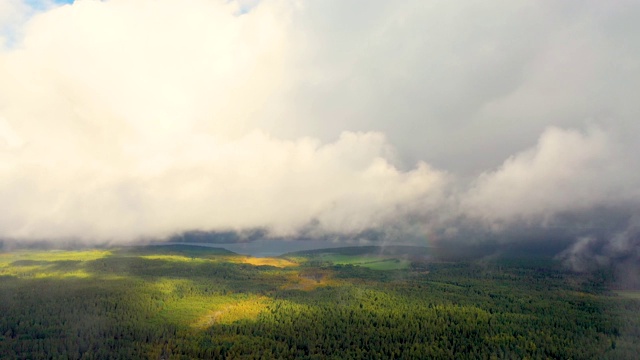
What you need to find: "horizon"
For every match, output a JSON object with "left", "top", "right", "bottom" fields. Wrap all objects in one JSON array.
[{"left": 0, "top": 0, "right": 638, "bottom": 278}]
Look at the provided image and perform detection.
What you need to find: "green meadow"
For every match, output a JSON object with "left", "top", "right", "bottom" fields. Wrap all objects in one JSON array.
[
  {"left": 310, "top": 254, "right": 410, "bottom": 270},
  {"left": 616, "top": 290, "right": 640, "bottom": 300}
]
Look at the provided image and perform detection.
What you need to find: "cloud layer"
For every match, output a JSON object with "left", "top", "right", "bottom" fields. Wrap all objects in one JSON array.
[{"left": 1, "top": 0, "right": 639, "bottom": 263}]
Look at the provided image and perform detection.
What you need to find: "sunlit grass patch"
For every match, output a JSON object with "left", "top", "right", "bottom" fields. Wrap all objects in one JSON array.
[
  {"left": 192, "top": 295, "right": 272, "bottom": 328},
  {"left": 0, "top": 250, "right": 110, "bottom": 277},
  {"left": 151, "top": 293, "right": 228, "bottom": 325},
  {"left": 0, "top": 250, "right": 110, "bottom": 271},
  {"left": 149, "top": 283, "right": 273, "bottom": 329},
  {"left": 0, "top": 265, "right": 93, "bottom": 279},
  {"left": 145, "top": 275, "right": 279, "bottom": 328},
  {"left": 33, "top": 269, "right": 93, "bottom": 279},
  {"left": 0, "top": 264, "right": 43, "bottom": 277},
  {"left": 139, "top": 254, "right": 209, "bottom": 263},
  {"left": 280, "top": 269, "right": 340, "bottom": 291},
  {"left": 147, "top": 278, "right": 245, "bottom": 326},
  {"left": 232, "top": 256, "right": 298, "bottom": 268},
  {"left": 15, "top": 249, "right": 112, "bottom": 262}
]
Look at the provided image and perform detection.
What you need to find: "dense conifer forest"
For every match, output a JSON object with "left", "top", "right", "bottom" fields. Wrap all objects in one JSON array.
[{"left": 0, "top": 244, "right": 638, "bottom": 359}]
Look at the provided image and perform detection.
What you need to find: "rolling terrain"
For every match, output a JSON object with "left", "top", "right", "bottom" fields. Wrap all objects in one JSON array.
[{"left": 0, "top": 244, "right": 638, "bottom": 359}]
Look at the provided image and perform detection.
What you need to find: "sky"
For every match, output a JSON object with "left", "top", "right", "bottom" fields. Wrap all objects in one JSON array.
[{"left": 0, "top": 0, "right": 639, "bottom": 270}]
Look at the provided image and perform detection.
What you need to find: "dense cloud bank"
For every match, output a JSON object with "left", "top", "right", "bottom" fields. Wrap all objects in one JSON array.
[{"left": 1, "top": 0, "right": 639, "bottom": 271}]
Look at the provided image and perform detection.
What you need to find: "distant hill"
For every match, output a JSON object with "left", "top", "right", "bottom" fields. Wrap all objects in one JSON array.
[
  {"left": 117, "top": 244, "right": 238, "bottom": 258},
  {"left": 167, "top": 230, "right": 266, "bottom": 244},
  {"left": 283, "top": 245, "right": 431, "bottom": 258}
]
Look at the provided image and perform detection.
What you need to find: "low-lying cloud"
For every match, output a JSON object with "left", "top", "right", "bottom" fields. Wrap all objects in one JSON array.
[
  {"left": 1, "top": 0, "right": 639, "bottom": 270},
  {"left": 0, "top": 127, "right": 448, "bottom": 241},
  {"left": 463, "top": 127, "right": 640, "bottom": 226}
]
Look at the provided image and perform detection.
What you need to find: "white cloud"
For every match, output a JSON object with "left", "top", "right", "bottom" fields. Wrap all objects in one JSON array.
[
  {"left": 463, "top": 127, "right": 639, "bottom": 226},
  {"left": 0, "top": 127, "right": 448, "bottom": 241},
  {"left": 0, "top": 0, "right": 447, "bottom": 242},
  {"left": 0, "top": 0, "right": 639, "bottom": 248}
]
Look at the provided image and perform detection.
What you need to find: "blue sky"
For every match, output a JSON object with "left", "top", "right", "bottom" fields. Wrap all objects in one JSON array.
[{"left": 25, "top": 0, "right": 74, "bottom": 10}]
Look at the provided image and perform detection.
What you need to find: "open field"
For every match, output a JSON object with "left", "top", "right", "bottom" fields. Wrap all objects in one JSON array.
[
  {"left": 0, "top": 244, "right": 638, "bottom": 359},
  {"left": 312, "top": 254, "right": 410, "bottom": 270},
  {"left": 616, "top": 290, "right": 640, "bottom": 300},
  {"left": 283, "top": 245, "right": 425, "bottom": 270}
]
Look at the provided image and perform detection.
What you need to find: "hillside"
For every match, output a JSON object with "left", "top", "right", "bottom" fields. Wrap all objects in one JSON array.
[{"left": 0, "top": 245, "right": 638, "bottom": 359}]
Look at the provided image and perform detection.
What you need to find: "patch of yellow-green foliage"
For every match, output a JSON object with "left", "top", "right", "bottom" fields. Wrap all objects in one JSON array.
[
  {"left": 0, "top": 249, "right": 111, "bottom": 279},
  {"left": 145, "top": 278, "right": 267, "bottom": 327},
  {"left": 316, "top": 254, "right": 411, "bottom": 270},
  {"left": 232, "top": 256, "right": 298, "bottom": 268},
  {"left": 192, "top": 295, "right": 273, "bottom": 328},
  {"left": 139, "top": 254, "right": 210, "bottom": 263},
  {"left": 0, "top": 249, "right": 111, "bottom": 263},
  {"left": 0, "top": 247, "right": 317, "bottom": 330}
]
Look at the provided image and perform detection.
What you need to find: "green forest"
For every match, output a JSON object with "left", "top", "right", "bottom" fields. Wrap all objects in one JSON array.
[{"left": 0, "top": 244, "right": 638, "bottom": 359}]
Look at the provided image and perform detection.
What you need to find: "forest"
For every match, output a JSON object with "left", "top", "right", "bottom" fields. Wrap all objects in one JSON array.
[{"left": 0, "top": 244, "right": 638, "bottom": 359}]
